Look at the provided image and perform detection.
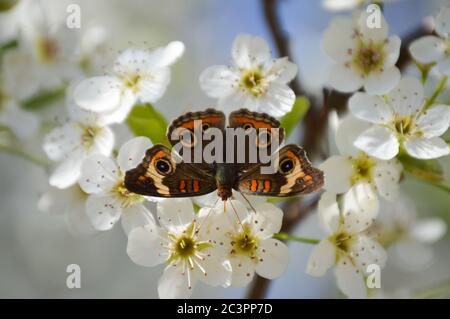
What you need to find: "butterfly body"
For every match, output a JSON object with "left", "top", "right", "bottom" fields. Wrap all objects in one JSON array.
[{"left": 124, "top": 108, "right": 324, "bottom": 201}]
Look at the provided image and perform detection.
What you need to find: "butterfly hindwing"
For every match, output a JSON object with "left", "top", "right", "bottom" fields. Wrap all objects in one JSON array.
[
  {"left": 124, "top": 144, "right": 217, "bottom": 197},
  {"left": 237, "top": 144, "right": 324, "bottom": 197}
]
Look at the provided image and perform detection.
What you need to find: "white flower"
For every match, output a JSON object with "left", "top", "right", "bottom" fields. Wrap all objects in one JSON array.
[
  {"left": 127, "top": 198, "right": 232, "bottom": 299},
  {"left": 0, "top": 0, "right": 30, "bottom": 43},
  {"left": 349, "top": 76, "right": 450, "bottom": 160},
  {"left": 410, "top": 5, "right": 450, "bottom": 76},
  {"left": 199, "top": 34, "right": 297, "bottom": 118},
  {"left": 38, "top": 185, "right": 97, "bottom": 238},
  {"left": 366, "top": 196, "right": 446, "bottom": 271},
  {"left": 79, "top": 137, "right": 156, "bottom": 234},
  {"left": 74, "top": 41, "right": 185, "bottom": 124},
  {"left": 320, "top": 115, "right": 402, "bottom": 212},
  {"left": 0, "top": 85, "right": 39, "bottom": 139},
  {"left": 322, "top": 11, "right": 401, "bottom": 94},
  {"left": 201, "top": 200, "right": 289, "bottom": 287},
  {"left": 306, "top": 191, "right": 387, "bottom": 299},
  {"left": 13, "top": 0, "right": 81, "bottom": 94},
  {"left": 43, "top": 103, "right": 114, "bottom": 189}
]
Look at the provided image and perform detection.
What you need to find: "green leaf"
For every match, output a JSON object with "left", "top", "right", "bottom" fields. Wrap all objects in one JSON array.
[
  {"left": 280, "top": 96, "right": 310, "bottom": 137},
  {"left": 22, "top": 85, "right": 66, "bottom": 110},
  {"left": 398, "top": 153, "right": 444, "bottom": 183},
  {"left": 0, "top": 0, "right": 19, "bottom": 12},
  {"left": 126, "top": 103, "right": 169, "bottom": 146}
]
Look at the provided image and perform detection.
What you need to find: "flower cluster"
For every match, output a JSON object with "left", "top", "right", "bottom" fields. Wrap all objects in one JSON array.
[{"left": 0, "top": 0, "right": 448, "bottom": 299}]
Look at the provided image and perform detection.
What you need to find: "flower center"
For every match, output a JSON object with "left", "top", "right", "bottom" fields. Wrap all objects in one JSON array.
[
  {"left": 353, "top": 41, "right": 384, "bottom": 75},
  {"left": 393, "top": 115, "right": 417, "bottom": 138},
  {"left": 330, "top": 231, "right": 354, "bottom": 254},
  {"left": 174, "top": 236, "right": 196, "bottom": 258},
  {"left": 166, "top": 222, "right": 212, "bottom": 264},
  {"left": 123, "top": 74, "right": 141, "bottom": 92},
  {"left": 240, "top": 69, "right": 265, "bottom": 97},
  {"left": 112, "top": 179, "right": 144, "bottom": 208},
  {"left": 79, "top": 125, "right": 100, "bottom": 150},
  {"left": 230, "top": 224, "right": 258, "bottom": 257},
  {"left": 36, "top": 36, "right": 59, "bottom": 63},
  {"left": 350, "top": 153, "right": 374, "bottom": 185}
]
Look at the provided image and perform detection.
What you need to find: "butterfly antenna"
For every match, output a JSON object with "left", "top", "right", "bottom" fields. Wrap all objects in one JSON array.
[
  {"left": 229, "top": 198, "right": 245, "bottom": 233},
  {"left": 239, "top": 192, "right": 258, "bottom": 215},
  {"left": 194, "top": 197, "right": 219, "bottom": 237}
]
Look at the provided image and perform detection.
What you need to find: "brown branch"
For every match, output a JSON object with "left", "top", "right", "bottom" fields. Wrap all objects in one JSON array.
[{"left": 262, "top": 0, "right": 304, "bottom": 96}]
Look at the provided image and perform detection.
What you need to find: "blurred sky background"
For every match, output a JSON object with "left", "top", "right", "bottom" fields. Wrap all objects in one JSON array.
[{"left": 1, "top": 0, "right": 449, "bottom": 298}]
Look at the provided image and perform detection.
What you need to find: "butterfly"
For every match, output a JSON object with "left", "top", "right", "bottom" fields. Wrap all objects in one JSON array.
[{"left": 124, "top": 108, "right": 324, "bottom": 201}]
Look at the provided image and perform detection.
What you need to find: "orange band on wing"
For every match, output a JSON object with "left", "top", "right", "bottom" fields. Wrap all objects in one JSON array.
[
  {"left": 179, "top": 180, "right": 186, "bottom": 192},
  {"left": 263, "top": 180, "right": 271, "bottom": 192},
  {"left": 250, "top": 180, "right": 258, "bottom": 192},
  {"left": 193, "top": 180, "right": 199, "bottom": 192}
]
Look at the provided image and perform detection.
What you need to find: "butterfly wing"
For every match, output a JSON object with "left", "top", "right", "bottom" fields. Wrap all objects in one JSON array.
[
  {"left": 124, "top": 144, "right": 217, "bottom": 197},
  {"left": 227, "top": 108, "right": 285, "bottom": 172},
  {"left": 237, "top": 144, "right": 324, "bottom": 197}
]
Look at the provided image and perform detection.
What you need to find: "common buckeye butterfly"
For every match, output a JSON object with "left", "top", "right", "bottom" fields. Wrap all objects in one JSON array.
[{"left": 124, "top": 108, "right": 323, "bottom": 201}]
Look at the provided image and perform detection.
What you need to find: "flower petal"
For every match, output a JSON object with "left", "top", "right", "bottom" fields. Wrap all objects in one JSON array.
[
  {"left": 121, "top": 203, "right": 156, "bottom": 235},
  {"left": 435, "top": 5, "right": 450, "bottom": 38},
  {"left": 43, "top": 123, "right": 81, "bottom": 161},
  {"left": 259, "top": 82, "right": 296, "bottom": 118},
  {"left": 336, "top": 115, "right": 370, "bottom": 156},
  {"left": 384, "top": 35, "right": 401, "bottom": 68},
  {"left": 437, "top": 57, "right": 450, "bottom": 76},
  {"left": 199, "top": 65, "right": 240, "bottom": 98},
  {"left": 322, "top": 16, "right": 356, "bottom": 62},
  {"left": 358, "top": 10, "right": 388, "bottom": 42},
  {"left": 320, "top": 155, "right": 353, "bottom": 194},
  {"left": 85, "top": 194, "right": 122, "bottom": 230},
  {"left": 265, "top": 57, "right": 298, "bottom": 83},
  {"left": 335, "top": 255, "right": 367, "bottom": 299},
  {"left": 91, "top": 126, "right": 115, "bottom": 156},
  {"left": 232, "top": 34, "right": 271, "bottom": 69},
  {"left": 49, "top": 152, "right": 84, "bottom": 188},
  {"left": 230, "top": 257, "right": 255, "bottom": 287},
  {"left": 416, "top": 105, "right": 450, "bottom": 138},
  {"left": 409, "top": 36, "right": 446, "bottom": 64},
  {"left": 255, "top": 238, "right": 289, "bottom": 279},
  {"left": 318, "top": 192, "right": 341, "bottom": 233},
  {"left": 136, "top": 68, "right": 171, "bottom": 103},
  {"left": 329, "top": 63, "right": 363, "bottom": 92},
  {"left": 306, "top": 239, "right": 336, "bottom": 276},
  {"left": 197, "top": 253, "right": 232, "bottom": 287},
  {"left": 117, "top": 136, "right": 153, "bottom": 172},
  {"left": 251, "top": 202, "right": 284, "bottom": 238},
  {"left": 349, "top": 92, "right": 392, "bottom": 125},
  {"left": 127, "top": 224, "right": 168, "bottom": 267},
  {"left": 158, "top": 262, "right": 195, "bottom": 299},
  {"left": 387, "top": 77, "right": 424, "bottom": 117},
  {"left": 351, "top": 236, "right": 387, "bottom": 275},
  {"left": 157, "top": 198, "right": 195, "bottom": 233},
  {"left": 364, "top": 66, "right": 400, "bottom": 95},
  {"left": 79, "top": 154, "right": 119, "bottom": 194},
  {"left": 411, "top": 217, "right": 447, "bottom": 244},
  {"left": 404, "top": 136, "right": 449, "bottom": 159},
  {"left": 148, "top": 41, "right": 185, "bottom": 69},
  {"left": 373, "top": 159, "right": 402, "bottom": 201},
  {"left": 354, "top": 126, "right": 399, "bottom": 160},
  {"left": 342, "top": 182, "right": 379, "bottom": 234},
  {"left": 74, "top": 76, "right": 123, "bottom": 112}
]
